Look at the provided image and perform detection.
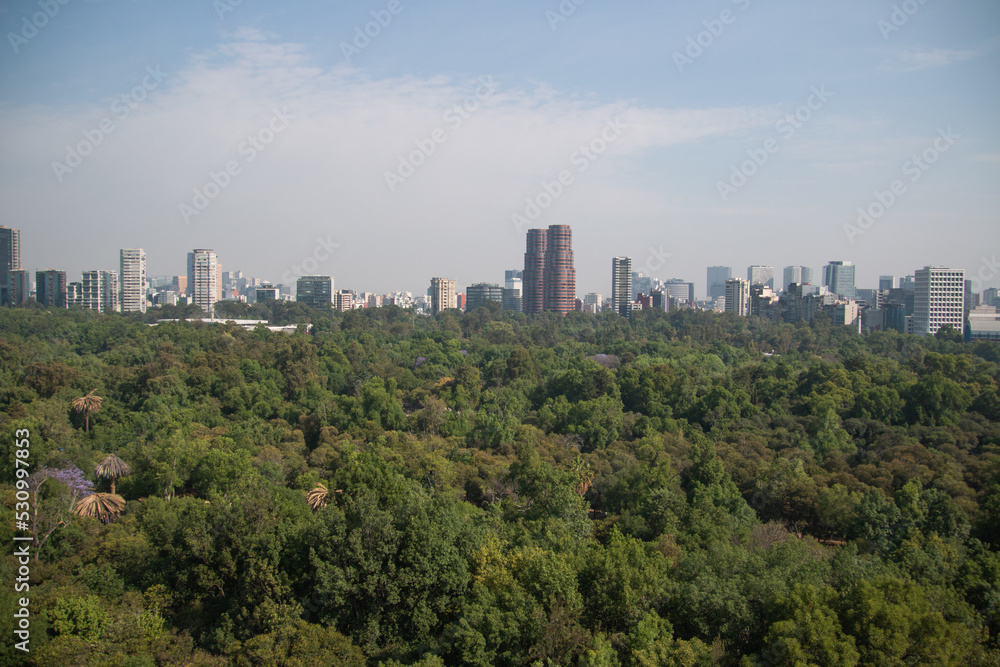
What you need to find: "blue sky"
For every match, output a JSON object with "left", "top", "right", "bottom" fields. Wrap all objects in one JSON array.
[{"left": 2, "top": 0, "right": 998, "bottom": 297}]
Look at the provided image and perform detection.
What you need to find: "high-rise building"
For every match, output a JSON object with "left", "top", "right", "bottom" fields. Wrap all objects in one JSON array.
[
  {"left": 466, "top": 283, "right": 504, "bottom": 311},
  {"left": 187, "top": 249, "right": 219, "bottom": 315},
  {"left": 750, "top": 284, "right": 779, "bottom": 319},
  {"left": 725, "top": 278, "right": 750, "bottom": 316},
  {"left": 335, "top": 290, "right": 354, "bottom": 312},
  {"left": 747, "top": 265, "right": 775, "bottom": 290},
  {"left": 612, "top": 257, "right": 632, "bottom": 318},
  {"left": 7, "top": 269, "right": 30, "bottom": 306},
  {"left": 522, "top": 229, "right": 547, "bottom": 315},
  {"left": 542, "top": 225, "right": 575, "bottom": 315},
  {"left": 707, "top": 266, "right": 732, "bottom": 299},
  {"left": 36, "top": 270, "right": 67, "bottom": 308},
  {"left": 879, "top": 275, "right": 896, "bottom": 291},
  {"left": 583, "top": 292, "right": 602, "bottom": 314},
  {"left": 81, "top": 270, "right": 119, "bottom": 312},
  {"left": 823, "top": 261, "right": 856, "bottom": 299},
  {"left": 782, "top": 266, "right": 814, "bottom": 292},
  {"left": 631, "top": 272, "right": 653, "bottom": 301},
  {"left": 120, "top": 248, "right": 147, "bottom": 313},
  {"left": 296, "top": 276, "right": 333, "bottom": 308},
  {"left": 505, "top": 269, "right": 523, "bottom": 291},
  {"left": 983, "top": 287, "right": 999, "bottom": 307},
  {"left": 651, "top": 289, "right": 670, "bottom": 311},
  {"left": 913, "top": 266, "right": 965, "bottom": 336},
  {"left": 0, "top": 226, "right": 22, "bottom": 307},
  {"left": 502, "top": 288, "right": 522, "bottom": 313},
  {"left": 429, "top": 277, "right": 456, "bottom": 315}
]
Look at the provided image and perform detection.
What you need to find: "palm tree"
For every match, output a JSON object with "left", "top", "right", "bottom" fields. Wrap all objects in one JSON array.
[
  {"left": 307, "top": 483, "right": 329, "bottom": 511},
  {"left": 570, "top": 456, "right": 594, "bottom": 497},
  {"left": 95, "top": 454, "right": 131, "bottom": 495},
  {"left": 72, "top": 390, "right": 103, "bottom": 432},
  {"left": 74, "top": 493, "right": 125, "bottom": 524}
]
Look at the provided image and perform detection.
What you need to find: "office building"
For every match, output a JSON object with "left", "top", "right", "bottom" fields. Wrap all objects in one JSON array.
[
  {"left": 502, "top": 288, "right": 522, "bottom": 313},
  {"left": 429, "top": 277, "right": 457, "bottom": 315},
  {"left": 747, "top": 265, "right": 775, "bottom": 290},
  {"left": 725, "top": 278, "right": 750, "bottom": 316},
  {"left": 187, "top": 249, "right": 219, "bottom": 315},
  {"left": 522, "top": 229, "right": 547, "bottom": 314},
  {"left": 0, "top": 226, "right": 22, "bottom": 306},
  {"left": 781, "top": 283, "right": 825, "bottom": 324},
  {"left": 650, "top": 288, "right": 670, "bottom": 312},
  {"left": 81, "top": 270, "right": 119, "bottom": 313},
  {"left": 119, "top": 248, "right": 147, "bottom": 313},
  {"left": 823, "top": 261, "right": 856, "bottom": 299},
  {"left": 983, "top": 288, "right": 999, "bottom": 308},
  {"left": 296, "top": 276, "right": 333, "bottom": 308},
  {"left": 968, "top": 305, "right": 1000, "bottom": 341},
  {"left": 583, "top": 292, "right": 602, "bottom": 314},
  {"left": 542, "top": 225, "right": 575, "bottom": 315},
  {"left": 631, "top": 272, "right": 653, "bottom": 301},
  {"left": 913, "top": 266, "right": 965, "bottom": 336},
  {"left": 879, "top": 275, "right": 896, "bottom": 291},
  {"left": 466, "top": 283, "right": 504, "bottom": 311},
  {"left": 36, "top": 270, "right": 67, "bottom": 308},
  {"left": 612, "top": 257, "right": 632, "bottom": 318},
  {"left": 505, "top": 269, "right": 523, "bottom": 292},
  {"left": 750, "top": 284, "right": 779, "bottom": 319},
  {"left": 707, "top": 266, "right": 732, "bottom": 299},
  {"left": 662, "top": 279, "right": 695, "bottom": 304},
  {"left": 256, "top": 284, "right": 279, "bottom": 303},
  {"left": 783, "top": 266, "right": 814, "bottom": 292}
]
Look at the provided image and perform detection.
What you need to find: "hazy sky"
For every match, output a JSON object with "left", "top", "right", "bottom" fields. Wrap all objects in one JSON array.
[{"left": 2, "top": 0, "right": 999, "bottom": 298}]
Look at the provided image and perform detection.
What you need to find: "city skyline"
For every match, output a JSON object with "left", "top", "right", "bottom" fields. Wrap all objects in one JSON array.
[{"left": 1, "top": 1, "right": 997, "bottom": 296}]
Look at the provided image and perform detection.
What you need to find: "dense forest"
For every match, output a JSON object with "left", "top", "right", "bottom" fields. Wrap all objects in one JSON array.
[{"left": 1, "top": 302, "right": 999, "bottom": 666}]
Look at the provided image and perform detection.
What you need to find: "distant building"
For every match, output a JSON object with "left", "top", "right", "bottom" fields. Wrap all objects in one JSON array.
[
  {"left": 725, "top": 278, "right": 750, "bottom": 316},
  {"left": 750, "top": 284, "right": 779, "bottom": 319},
  {"left": 82, "top": 270, "right": 119, "bottom": 313},
  {"left": 782, "top": 266, "right": 814, "bottom": 292},
  {"left": 36, "top": 270, "right": 67, "bottom": 308},
  {"left": 256, "top": 284, "right": 279, "bottom": 303},
  {"left": 502, "top": 288, "right": 522, "bottom": 313},
  {"left": 913, "top": 266, "right": 964, "bottom": 336},
  {"left": 0, "top": 226, "right": 22, "bottom": 307},
  {"left": 879, "top": 275, "right": 896, "bottom": 291},
  {"left": 781, "top": 283, "right": 825, "bottom": 323},
  {"left": 661, "top": 279, "right": 695, "bottom": 304},
  {"left": 543, "top": 225, "right": 576, "bottom": 315},
  {"left": 120, "top": 248, "right": 147, "bottom": 313},
  {"left": 429, "top": 277, "right": 457, "bottom": 315},
  {"left": 466, "top": 283, "right": 504, "bottom": 311},
  {"left": 335, "top": 290, "right": 354, "bottom": 312},
  {"left": 827, "top": 300, "right": 861, "bottom": 329},
  {"left": 983, "top": 287, "right": 999, "bottom": 307},
  {"left": 187, "top": 249, "right": 219, "bottom": 314},
  {"left": 823, "top": 261, "right": 856, "bottom": 299},
  {"left": 612, "top": 257, "right": 632, "bottom": 317},
  {"left": 651, "top": 288, "right": 670, "bottom": 312},
  {"left": 67, "top": 282, "right": 83, "bottom": 307},
  {"left": 747, "top": 265, "right": 775, "bottom": 290},
  {"left": 7, "top": 269, "right": 30, "bottom": 306},
  {"left": 522, "top": 229, "right": 547, "bottom": 315},
  {"left": 583, "top": 292, "right": 602, "bottom": 314},
  {"left": 296, "top": 276, "right": 333, "bottom": 308},
  {"left": 631, "top": 272, "right": 653, "bottom": 302},
  {"left": 707, "top": 266, "right": 732, "bottom": 300},
  {"left": 968, "top": 305, "right": 1000, "bottom": 341}
]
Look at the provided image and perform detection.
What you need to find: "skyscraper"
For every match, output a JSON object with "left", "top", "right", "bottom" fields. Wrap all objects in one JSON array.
[
  {"left": 543, "top": 225, "right": 575, "bottom": 315},
  {"left": 522, "top": 229, "right": 547, "bottom": 315},
  {"left": 612, "top": 257, "right": 632, "bottom": 317},
  {"left": 36, "top": 270, "right": 67, "bottom": 308},
  {"left": 0, "top": 226, "right": 22, "bottom": 307},
  {"left": 662, "top": 279, "right": 695, "bottom": 303},
  {"left": 187, "top": 249, "right": 219, "bottom": 315},
  {"left": 823, "top": 261, "right": 856, "bottom": 299},
  {"left": 747, "top": 265, "right": 775, "bottom": 290},
  {"left": 913, "top": 266, "right": 965, "bottom": 336},
  {"left": 725, "top": 278, "right": 750, "bottom": 316},
  {"left": 707, "top": 266, "right": 732, "bottom": 299},
  {"left": 429, "top": 277, "right": 456, "bottom": 315},
  {"left": 782, "top": 266, "right": 814, "bottom": 292},
  {"left": 7, "top": 270, "right": 30, "bottom": 306},
  {"left": 296, "top": 276, "right": 333, "bottom": 308},
  {"left": 81, "top": 270, "right": 119, "bottom": 313},
  {"left": 879, "top": 275, "right": 896, "bottom": 291},
  {"left": 466, "top": 283, "right": 504, "bottom": 311},
  {"left": 631, "top": 272, "right": 652, "bottom": 301},
  {"left": 120, "top": 248, "right": 147, "bottom": 313}
]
